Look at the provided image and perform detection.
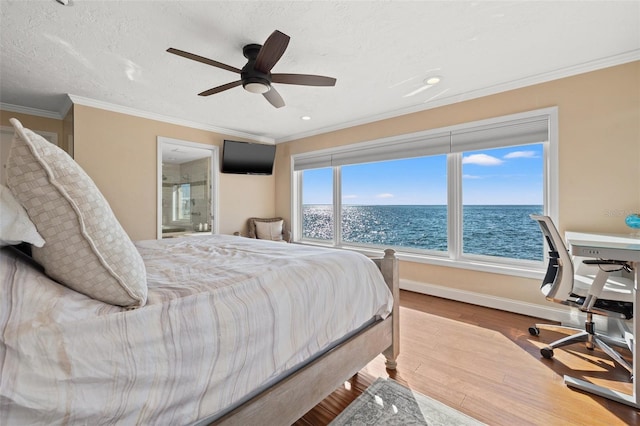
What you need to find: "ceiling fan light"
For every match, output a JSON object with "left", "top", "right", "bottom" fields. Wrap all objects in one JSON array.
[{"left": 244, "top": 82, "right": 270, "bottom": 94}]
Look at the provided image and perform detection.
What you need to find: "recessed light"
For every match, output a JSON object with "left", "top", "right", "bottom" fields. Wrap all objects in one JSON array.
[
  {"left": 403, "top": 76, "right": 444, "bottom": 98},
  {"left": 301, "top": 116, "right": 311, "bottom": 121},
  {"left": 425, "top": 76, "right": 441, "bottom": 85}
]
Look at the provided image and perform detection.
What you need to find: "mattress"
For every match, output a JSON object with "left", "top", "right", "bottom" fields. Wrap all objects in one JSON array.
[{"left": 0, "top": 235, "right": 392, "bottom": 424}]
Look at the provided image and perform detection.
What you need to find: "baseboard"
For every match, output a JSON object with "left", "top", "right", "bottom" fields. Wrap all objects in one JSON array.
[{"left": 400, "top": 278, "right": 577, "bottom": 324}]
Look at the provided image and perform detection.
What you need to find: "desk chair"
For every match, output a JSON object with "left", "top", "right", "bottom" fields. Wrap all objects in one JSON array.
[{"left": 529, "top": 215, "right": 634, "bottom": 375}]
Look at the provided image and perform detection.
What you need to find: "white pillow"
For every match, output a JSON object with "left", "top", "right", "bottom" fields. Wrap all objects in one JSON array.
[
  {"left": 5, "top": 118, "right": 147, "bottom": 307},
  {"left": 255, "top": 220, "right": 284, "bottom": 241},
  {"left": 0, "top": 185, "right": 45, "bottom": 247}
]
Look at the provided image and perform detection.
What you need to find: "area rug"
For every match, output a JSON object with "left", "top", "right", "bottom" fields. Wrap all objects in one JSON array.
[{"left": 329, "top": 378, "right": 485, "bottom": 426}]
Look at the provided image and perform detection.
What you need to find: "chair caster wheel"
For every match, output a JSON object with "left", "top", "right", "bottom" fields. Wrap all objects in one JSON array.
[
  {"left": 541, "top": 347, "right": 554, "bottom": 359},
  {"left": 528, "top": 327, "right": 540, "bottom": 336}
]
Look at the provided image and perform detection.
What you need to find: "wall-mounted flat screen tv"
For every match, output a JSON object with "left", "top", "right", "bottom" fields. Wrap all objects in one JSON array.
[{"left": 221, "top": 140, "right": 276, "bottom": 175}]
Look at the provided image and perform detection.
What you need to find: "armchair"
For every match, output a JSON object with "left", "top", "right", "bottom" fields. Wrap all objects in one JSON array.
[{"left": 247, "top": 217, "right": 291, "bottom": 243}]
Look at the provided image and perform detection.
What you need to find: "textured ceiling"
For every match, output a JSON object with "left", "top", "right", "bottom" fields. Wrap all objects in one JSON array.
[{"left": 1, "top": 1, "right": 638, "bottom": 143}]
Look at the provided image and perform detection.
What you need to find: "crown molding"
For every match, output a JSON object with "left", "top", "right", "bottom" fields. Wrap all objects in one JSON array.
[
  {"left": 67, "top": 94, "right": 275, "bottom": 144},
  {"left": 59, "top": 95, "right": 74, "bottom": 118},
  {"left": 0, "top": 102, "right": 64, "bottom": 120},
  {"left": 275, "top": 50, "right": 640, "bottom": 143}
]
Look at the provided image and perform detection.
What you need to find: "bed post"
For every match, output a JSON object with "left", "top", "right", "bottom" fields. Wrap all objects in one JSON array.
[{"left": 374, "top": 248, "right": 399, "bottom": 370}]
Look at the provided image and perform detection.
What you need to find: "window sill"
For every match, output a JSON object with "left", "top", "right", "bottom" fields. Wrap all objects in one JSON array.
[{"left": 294, "top": 240, "right": 546, "bottom": 280}]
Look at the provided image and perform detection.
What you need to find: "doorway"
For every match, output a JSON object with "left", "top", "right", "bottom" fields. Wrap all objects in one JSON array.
[{"left": 157, "top": 137, "right": 218, "bottom": 239}]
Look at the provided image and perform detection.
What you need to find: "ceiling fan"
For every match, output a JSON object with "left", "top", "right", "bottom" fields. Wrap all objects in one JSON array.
[{"left": 167, "top": 30, "right": 337, "bottom": 108}]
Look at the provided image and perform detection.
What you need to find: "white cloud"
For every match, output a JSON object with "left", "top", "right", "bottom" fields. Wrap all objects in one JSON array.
[
  {"left": 376, "top": 193, "right": 394, "bottom": 199},
  {"left": 343, "top": 194, "right": 358, "bottom": 199},
  {"left": 462, "top": 154, "right": 503, "bottom": 166},
  {"left": 503, "top": 150, "right": 537, "bottom": 159},
  {"left": 463, "top": 174, "right": 482, "bottom": 179}
]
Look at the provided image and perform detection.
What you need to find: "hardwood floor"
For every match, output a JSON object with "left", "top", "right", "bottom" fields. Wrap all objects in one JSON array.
[{"left": 295, "top": 290, "right": 640, "bottom": 426}]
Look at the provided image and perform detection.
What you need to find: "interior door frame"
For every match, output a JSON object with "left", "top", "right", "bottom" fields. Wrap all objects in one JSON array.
[{"left": 156, "top": 136, "right": 219, "bottom": 239}]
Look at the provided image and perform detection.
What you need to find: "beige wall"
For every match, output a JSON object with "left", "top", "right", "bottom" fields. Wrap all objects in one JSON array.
[
  {"left": 274, "top": 62, "right": 640, "bottom": 306},
  {"left": 0, "top": 110, "right": 64, "bottom": 143},
  {"left": 62, "top": 105, "right": 74, "bottom": 155},
  {"left": 1, "top": 106, "right": 277, "bottom": 241},
  {"left": 72, "top": 105, "right": 275, "bottom": 240}
]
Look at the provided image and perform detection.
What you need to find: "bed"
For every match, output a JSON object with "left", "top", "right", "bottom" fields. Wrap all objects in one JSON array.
[
  {"left": 0, "top": 236, "right": 398, "bottom": 425},
  {"left": 0, "top": 118, "right": 399, "bottom": 425}
]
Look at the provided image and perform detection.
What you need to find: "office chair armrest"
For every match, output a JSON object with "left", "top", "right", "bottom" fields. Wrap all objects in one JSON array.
[{"left": 580, "top": 268, "right": 611, "bottom": 311}]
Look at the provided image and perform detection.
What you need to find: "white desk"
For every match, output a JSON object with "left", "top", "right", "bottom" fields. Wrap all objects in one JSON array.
[{"left": 565, "top": 231, "right": 640, "bottom": 408}]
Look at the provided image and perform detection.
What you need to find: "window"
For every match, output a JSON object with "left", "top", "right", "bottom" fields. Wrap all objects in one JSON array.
[
  {"left": 301, "top": 167, "right": 334, "bottom": 241},
  {"left": 461, "top": 144, "right": 544, "bottom": 261},
  {"left": 173, "top": 183, "right": 191, "bottom": 221},
  {"left": 292, "top": 108, "right": 557, "bottom": 274},
  {"left": 341, "top": 156, "right": 448, "bottom": 252}
]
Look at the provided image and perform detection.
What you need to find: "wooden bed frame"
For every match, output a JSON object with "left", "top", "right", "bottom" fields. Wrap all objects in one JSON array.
[{"left": 209, "top": 248, "right": 400, "bottom": 425}]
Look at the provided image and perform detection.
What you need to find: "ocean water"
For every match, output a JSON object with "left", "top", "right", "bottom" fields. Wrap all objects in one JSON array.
[{"left": 302, "top": 205, "right": 544, "bottom": 261}]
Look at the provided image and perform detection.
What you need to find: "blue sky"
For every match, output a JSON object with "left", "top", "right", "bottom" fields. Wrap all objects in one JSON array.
[{"left": 302, "top": 143, "right": 544, "bottom": 205}]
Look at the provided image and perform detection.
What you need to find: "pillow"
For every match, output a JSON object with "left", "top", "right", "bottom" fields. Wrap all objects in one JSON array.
[
  {"left": 255, "top": 219, "right": 284, "bottom": 241},
  {"left": 5, "top": 118, "right": 147, "bottom": 307},
  {"left": 0, "top": 184, "right": 45, "bottom": 247}
]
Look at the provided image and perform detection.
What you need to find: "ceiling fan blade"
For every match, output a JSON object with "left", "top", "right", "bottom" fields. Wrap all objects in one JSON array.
[
  {"left": 254, "top": 30, "right": 290, "bottom": 73},
  {"left": 167, "top": 48, "right": 241, "bottom": 74},
  {"left": 271, "top": 73, "right": 337, "bottom": 87},
  {"left": 263, "top": 87, "right": 285, "bottom": 108},
  {"left": 198, "top": 80, "right": 243, "bottom": 96}
]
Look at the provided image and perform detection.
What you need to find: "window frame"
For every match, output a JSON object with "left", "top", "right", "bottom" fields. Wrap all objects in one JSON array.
[
  {"left": 172, "top": 183, "right": 192, "bottom": 222},
  {"left": 291, "top": 107, "right": 558, "bottom": 278}
]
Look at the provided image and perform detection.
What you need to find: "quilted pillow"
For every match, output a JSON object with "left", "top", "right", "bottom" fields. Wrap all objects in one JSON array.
[
  {"left": 5, "top": 118, "right": 147, "bottom": 307},
  {"left": 255, "top": 219, "right": 284, "bottom": 241}
]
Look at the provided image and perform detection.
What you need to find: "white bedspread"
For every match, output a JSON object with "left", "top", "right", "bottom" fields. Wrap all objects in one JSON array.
[{"left": 0, "top": 235, "right": 392, "bottom": 425}]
